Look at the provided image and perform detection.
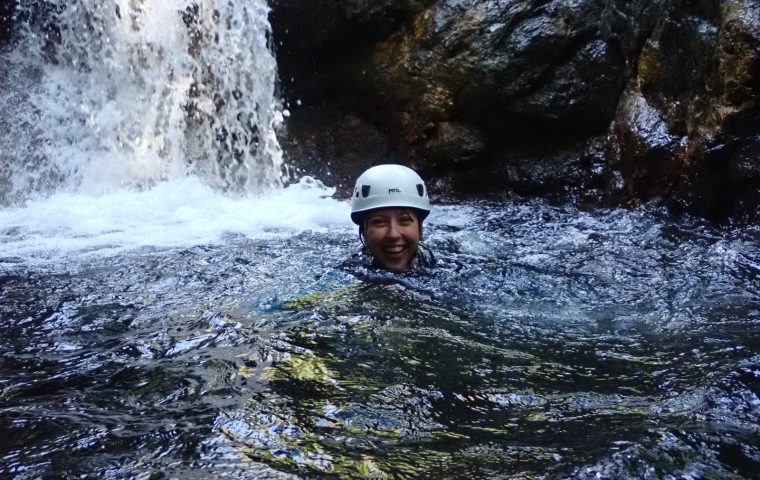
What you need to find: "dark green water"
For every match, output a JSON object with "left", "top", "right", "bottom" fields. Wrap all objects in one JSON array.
[{"left": 1, "top": 201, "right": 759, "bottom": 478}]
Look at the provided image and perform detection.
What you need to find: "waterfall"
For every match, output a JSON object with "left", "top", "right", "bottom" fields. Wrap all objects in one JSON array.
[{"left": 0, "top": 0, "right": 285, "bottom": 206}]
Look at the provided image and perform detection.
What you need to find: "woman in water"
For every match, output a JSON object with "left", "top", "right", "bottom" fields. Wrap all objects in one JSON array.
[{"left": 349, "top": 164, "right": 434, "bottom": 272}]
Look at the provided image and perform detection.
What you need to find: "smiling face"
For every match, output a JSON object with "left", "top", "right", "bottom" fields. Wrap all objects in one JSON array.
[{"left": 362, "top": 208, "right": 421, "bottom": 272}]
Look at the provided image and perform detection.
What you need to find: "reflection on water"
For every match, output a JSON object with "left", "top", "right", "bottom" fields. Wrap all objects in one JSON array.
[{"left": 1, "top": 200, "right": 759, "bottom": 478}]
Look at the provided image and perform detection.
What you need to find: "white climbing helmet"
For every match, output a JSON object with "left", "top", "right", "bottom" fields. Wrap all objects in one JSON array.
[{"left": 350, "top": 164, "right": 431, "bottom": 225}]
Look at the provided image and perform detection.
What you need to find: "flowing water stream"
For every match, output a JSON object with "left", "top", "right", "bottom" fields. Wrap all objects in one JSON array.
[{"left": 1, "top": 1, "right": 759, "bottom": 479}]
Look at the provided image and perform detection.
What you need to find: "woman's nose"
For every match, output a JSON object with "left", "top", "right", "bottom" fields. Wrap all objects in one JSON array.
[{"left": 386, "top": 221, "right": 401, "bottom": 238}]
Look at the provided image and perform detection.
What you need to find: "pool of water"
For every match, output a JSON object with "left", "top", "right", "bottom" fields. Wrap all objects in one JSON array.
[{"left": 1, "top": 191, "right": 759, "bottom": 478}]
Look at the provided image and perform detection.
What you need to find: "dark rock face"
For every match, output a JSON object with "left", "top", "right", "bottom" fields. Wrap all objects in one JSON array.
[
  {"left": 273, "top": 0, "right": 760, "bottom": 221},
  {"left": 271, "top": 0, "right": 435, "bottom": 54},
  {"left": 279, "top": 104, "right": 402, "bottom": 192},
  {"left": 608, "top": 0, "right": 760, "bottom": 220},
  {"left": 359, "top": 0, "right": 627, "bottom": 144},
  {"left": 271, "top": 0, "right": 435, "bottom": 103},
  {"left": 275, "top": 0, "right": 629, "bottom": 197}
]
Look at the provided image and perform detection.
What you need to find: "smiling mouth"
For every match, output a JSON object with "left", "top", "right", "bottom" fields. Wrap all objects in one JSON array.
[{"left": 383, "top": 245, "right": 405, "bottom": 255}]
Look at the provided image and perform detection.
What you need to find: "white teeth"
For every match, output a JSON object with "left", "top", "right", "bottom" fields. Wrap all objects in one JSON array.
[{"left": 384, "top": 246, "right": 404, "bottom": 253}]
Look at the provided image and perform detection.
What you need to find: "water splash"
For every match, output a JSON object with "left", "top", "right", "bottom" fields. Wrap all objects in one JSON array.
[
  {"left": 0, "top": 176, "right": 351, "bottom": 264},
  {"left": 1, "top": 0, "right": 284, "bottom": 205}
]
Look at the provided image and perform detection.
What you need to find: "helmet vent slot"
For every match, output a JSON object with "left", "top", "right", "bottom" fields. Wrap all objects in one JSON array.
[
  {"left": 361, "top": 185, "right": 371, "bottom": 198},
  {"left": 416, "top": 184, "right": 425, "bottom": 196}
]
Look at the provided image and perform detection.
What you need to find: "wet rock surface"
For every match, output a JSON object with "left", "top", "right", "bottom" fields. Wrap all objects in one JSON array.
[
  {"left": 608, "top": 0, "right": 760, "bottom": 221},
  {"left": 280, "top": 104, "right": 402, "bottom": 192},
  {"left": 272, "top": 0, "right": 760, "bottom": 221}
]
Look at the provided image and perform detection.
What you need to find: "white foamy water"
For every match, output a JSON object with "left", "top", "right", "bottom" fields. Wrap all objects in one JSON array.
[
  {"left": 0, "top": 177, "right": 352, "bottom": 263},
  {"left": 0, "top": 0, "right": 331, "bottom": 264},
  {"left": 2, "top": 0, "right": 283, "bottom": 205}
]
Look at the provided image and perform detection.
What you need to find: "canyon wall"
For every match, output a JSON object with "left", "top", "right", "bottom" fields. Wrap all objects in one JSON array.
[{"left": 272, "top": 0, "right": 760, "bottom": 221}]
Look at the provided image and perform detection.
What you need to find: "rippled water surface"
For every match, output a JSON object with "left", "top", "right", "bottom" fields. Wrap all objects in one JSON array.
[{"left": 1, "top": 199, "right": 759, "bottom": 479}]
